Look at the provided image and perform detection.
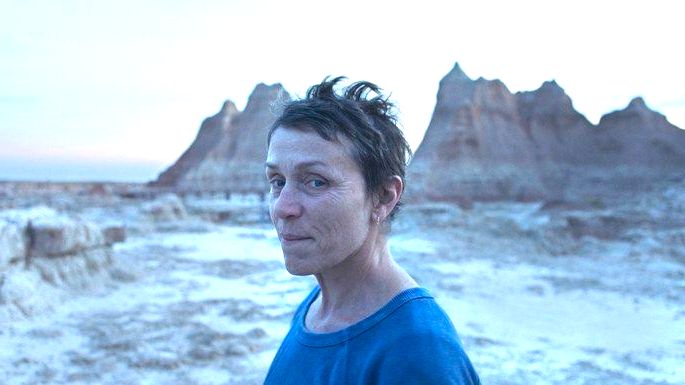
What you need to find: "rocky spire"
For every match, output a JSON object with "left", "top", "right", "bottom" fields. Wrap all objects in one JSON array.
[
  {"left": 598, "top": 96, "right": 664, "bottom": 126},
  {"left": 626, "top": 97, "right": 647, "bottom": 111},
  {"left": 409, "top": 62, "right": 547, "bottom": 202},
  {"left": 153, "top": 83, "right": 291, "bottom": 193},
  {"left": 154, "top": 100, "right": 239, "bottom": 186},
  {"left": 408, "top": 62, "right": 685, "bottom": 203},
  {"left": 442, "top": 62, "right": 472, "bottom": 83},
  {"left": 595, "top": 96, "right": 685, "bottom": 166}
]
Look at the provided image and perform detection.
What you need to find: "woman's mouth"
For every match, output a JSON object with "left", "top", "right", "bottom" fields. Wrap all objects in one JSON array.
[{"left": 280, "top": 233, "right": 312, "bottom": 245}]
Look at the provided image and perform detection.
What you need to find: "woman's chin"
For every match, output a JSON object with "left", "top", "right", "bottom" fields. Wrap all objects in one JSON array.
[{"left": 283, "top": 257, "right": 316, "bottom": 276}]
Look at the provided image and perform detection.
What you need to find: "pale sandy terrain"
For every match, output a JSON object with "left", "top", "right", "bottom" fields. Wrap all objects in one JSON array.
[{"left": 1, "top": 184, "right": 683, "bottom": 384}]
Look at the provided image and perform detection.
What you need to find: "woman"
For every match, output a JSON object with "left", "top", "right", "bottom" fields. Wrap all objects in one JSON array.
[{"left": 263, "top": 77, "right": 480, "bottom": 384}]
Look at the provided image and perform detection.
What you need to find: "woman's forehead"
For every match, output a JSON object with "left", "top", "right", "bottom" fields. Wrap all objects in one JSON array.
[{"left": 266, "top": 128, "right": 356, "bottom": 168}]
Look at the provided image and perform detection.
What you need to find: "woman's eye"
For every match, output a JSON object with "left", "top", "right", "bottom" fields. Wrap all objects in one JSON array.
[
  {"left": 306, "top": 179, "right": 327, "bottom": 189},
  {"left": 270, "top": 178, "right": 285, "bottom": 190}
]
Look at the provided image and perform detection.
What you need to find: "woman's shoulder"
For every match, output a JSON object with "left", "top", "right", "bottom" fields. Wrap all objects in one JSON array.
[
  {"left": 369, "top": 289, "right": 481, "bottom": 384},
  {"left": 383, "top": 287, "right": 459, "bottom": 336}
]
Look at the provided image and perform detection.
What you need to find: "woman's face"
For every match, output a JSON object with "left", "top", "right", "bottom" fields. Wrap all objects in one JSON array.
[{"left": 266, "top": 127, "right": 374, "bottom": 276}]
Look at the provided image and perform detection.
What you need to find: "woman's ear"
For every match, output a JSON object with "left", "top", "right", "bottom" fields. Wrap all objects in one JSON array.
[{"left": 376, "top": 176, "right": 403, "bottom": 221}]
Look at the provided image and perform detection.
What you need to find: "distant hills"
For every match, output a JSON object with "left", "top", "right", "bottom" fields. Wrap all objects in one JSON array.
[{"left": 153, "top": 62, "right": 685, "bottom": 202}]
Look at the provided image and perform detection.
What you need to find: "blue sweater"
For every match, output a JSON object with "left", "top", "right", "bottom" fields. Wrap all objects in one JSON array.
[{"left": 263, "top": 287, "right": 480, "bottom": 385}]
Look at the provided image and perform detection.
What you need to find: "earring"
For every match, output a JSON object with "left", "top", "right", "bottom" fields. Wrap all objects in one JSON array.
[{"left": 373, "top": 213, "right": 380, "bottom": 224}]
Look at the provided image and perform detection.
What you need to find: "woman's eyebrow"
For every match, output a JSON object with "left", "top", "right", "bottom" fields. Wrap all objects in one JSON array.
[
  {"left": 295, "top": 161, "right": 328, "bottom": 170},
  {"left": 265, "top": 161, "right": 328, "bottom": 170}
]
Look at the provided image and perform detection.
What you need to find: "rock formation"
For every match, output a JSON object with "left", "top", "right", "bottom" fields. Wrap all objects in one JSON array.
[
  {"left": 594, "top": 97, "right": 685, "bottom": 167},
  {"left": 141, "top": 194, "right": 187, "bottom": 222},
  {"left": 407, "top": 63, "right": 685, "bottom": 203},
  {"left": 0, "top": 207, "right": 126, "bottom": 319},
  {"left": 153, "top": 83, "right": 290, "bottom": 194},
  {"left": 155, "top": 101, "right": 239, "bottom": 187}
]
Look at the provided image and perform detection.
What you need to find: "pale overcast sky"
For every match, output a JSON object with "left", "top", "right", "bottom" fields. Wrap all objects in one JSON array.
[{"left": 1, "top": 0, "right": 683, "bottom": 182}]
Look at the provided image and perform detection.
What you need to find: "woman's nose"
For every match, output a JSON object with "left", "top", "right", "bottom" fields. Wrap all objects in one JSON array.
[{"left": 271, "top": 184, "right": 303, "bottom": 219}]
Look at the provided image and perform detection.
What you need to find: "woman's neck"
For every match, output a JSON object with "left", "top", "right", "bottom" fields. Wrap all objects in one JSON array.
[{"left": 306, "top": 240, "right": 417, "bottom": 333}]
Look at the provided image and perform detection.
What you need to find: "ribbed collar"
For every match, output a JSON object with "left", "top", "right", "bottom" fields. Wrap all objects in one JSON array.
[{"left": 295, "top": 287, "right": 432, "bottom": 347}]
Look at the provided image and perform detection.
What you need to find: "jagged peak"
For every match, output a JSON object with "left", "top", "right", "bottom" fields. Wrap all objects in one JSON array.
[
  {"left": 442, "top": 62, "right": 473, "bottom": 83},
  {"left": 607, "top": 96, "right": 654, "bottom": 116},
  {"left": 220, "top": 100, "right": 238, "bottom": 115},
  {"left": 598, "top": 96, "right": 668, "bottom": 127},
  {"left": 248, "top": 82, "right": 286, "bottom": 101},
  {"left": 626, "top": 97, "right": 648, "bottom": 111},
  {"left": 538, "top": 80, "right": 564, "bottom": 93},
  {"left": 253, "top": 82, "right": 285, "bottom": 93},
  {"left": 473, "top": 77, "right": 511, "bottom": 96},
  {"left": 516, "top": 79, "right": 570, "bottom": 104},
  {"left": 244, "top": 82, "right": 290, "bottom": 113}
]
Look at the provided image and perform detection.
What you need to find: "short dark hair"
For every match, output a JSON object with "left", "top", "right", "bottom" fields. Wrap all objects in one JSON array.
[{"left": 267, "top": 76, "right": 412, "bottom": 221}]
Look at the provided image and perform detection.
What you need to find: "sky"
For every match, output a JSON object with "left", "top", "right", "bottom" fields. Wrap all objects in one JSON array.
[{"left": 1, "top": 0, "right": 683, "bottom": 182}]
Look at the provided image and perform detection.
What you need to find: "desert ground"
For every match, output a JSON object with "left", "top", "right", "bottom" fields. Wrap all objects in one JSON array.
[{"left": 1, "top": 181, "right": 683, "bottom": 384}]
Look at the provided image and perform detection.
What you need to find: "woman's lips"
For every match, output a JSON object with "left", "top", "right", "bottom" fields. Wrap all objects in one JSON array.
[{"left": 280, "top": 234, "right": 311, "bottom": 243}]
